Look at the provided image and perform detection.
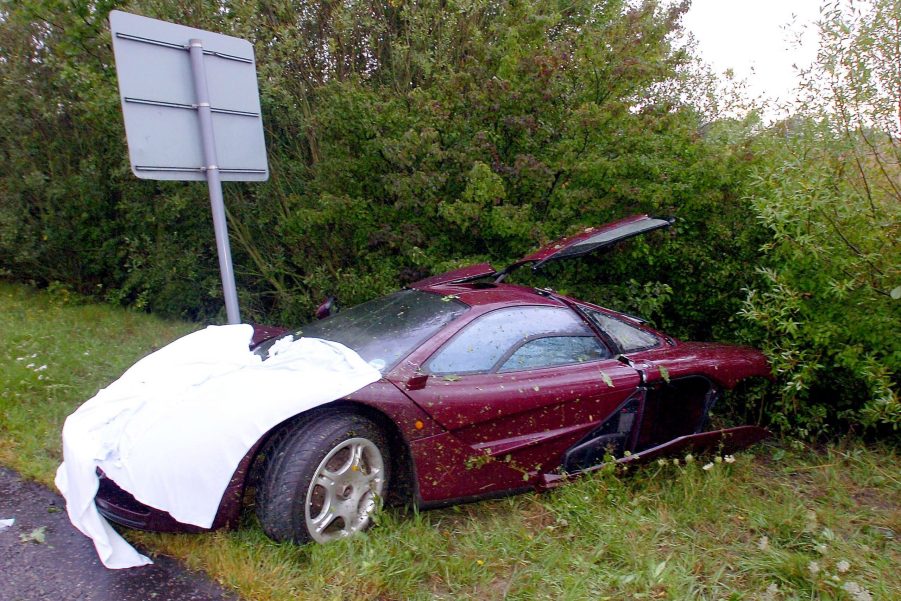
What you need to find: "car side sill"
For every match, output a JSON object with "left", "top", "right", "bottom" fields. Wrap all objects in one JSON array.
[{"left": 537, "top": 425, "right": 770, "bottom": 490}]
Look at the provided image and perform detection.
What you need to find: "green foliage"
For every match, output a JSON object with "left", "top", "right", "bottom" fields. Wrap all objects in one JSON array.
[
  {"left": 4, "top": 0, "right": 761, "bottom": 334},
  {"left": 219, "top": 0, "right": 766, "bottom": 341},
  {"left": 0, "top": 0, "right": 220, "bottom": 319},
  {"left": 740, "top": 0, "right": 901, "bottom": 434}
]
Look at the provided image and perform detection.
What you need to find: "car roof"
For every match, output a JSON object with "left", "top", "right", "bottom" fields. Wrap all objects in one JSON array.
[{"left": 412, "top": 279, "right": 655, "bottom": 332}]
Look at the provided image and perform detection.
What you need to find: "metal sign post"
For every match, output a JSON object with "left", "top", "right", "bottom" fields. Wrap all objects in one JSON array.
[
  {"left": 109, "top": 11, "right": 269, "bottom": 325},
  {"left": 187, "top": 38, "right": 240, "bottom": 324}
]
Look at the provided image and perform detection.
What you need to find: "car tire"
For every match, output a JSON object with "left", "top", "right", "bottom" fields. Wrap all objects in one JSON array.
[{"left": 256, "top": 412, "right": 390, "bottom": 544}]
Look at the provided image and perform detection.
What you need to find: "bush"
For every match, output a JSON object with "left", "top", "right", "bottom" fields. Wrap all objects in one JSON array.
[
  {"left": 1, "top": 0, "right": 764, "bottom": 335},
  {"left": 740, "top": 0, "right": 900, "bottom": 434}
]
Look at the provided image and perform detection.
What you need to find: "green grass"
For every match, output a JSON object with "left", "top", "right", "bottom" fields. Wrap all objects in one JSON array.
[
  {"left": 2, "top": 281, "right": 899, "bottom": 600},
  {"left": 0, "top": 282, "right": 196, "bottom": 481}
]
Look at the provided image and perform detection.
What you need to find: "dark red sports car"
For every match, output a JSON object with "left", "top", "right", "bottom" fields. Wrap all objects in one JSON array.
[{"left": 95, "top": 215, "right": 771, "bottom": 544}]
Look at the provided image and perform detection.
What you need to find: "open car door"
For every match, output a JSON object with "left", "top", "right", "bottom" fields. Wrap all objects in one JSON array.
[
  {"left": 497, "top": 214, "right": 673, "bottom": 281},
  {"left": 538, "top": 424, "right": 771, "bottom": 489},
  {"left": 410, "top": 214, "right": 674, "bottom": 288}
]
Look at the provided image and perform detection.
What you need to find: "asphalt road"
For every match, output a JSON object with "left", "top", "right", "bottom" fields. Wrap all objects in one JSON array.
[{"left": 0, "top": 466, "right": 238, "bottom": 601}]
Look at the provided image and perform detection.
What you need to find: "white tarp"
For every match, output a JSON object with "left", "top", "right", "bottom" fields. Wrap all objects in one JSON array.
[{"left": 55, "top": 324, "right": 380, "bottom": 569}]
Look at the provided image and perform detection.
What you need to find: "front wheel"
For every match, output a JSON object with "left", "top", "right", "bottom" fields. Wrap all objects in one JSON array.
[{"left": 256, "top": 413, "right": 389, "bottom": 544}]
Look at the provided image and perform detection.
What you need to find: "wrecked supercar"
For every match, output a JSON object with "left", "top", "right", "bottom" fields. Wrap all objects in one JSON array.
[{"left": 95, "top": 215, "right": 771, "bottom": 545}]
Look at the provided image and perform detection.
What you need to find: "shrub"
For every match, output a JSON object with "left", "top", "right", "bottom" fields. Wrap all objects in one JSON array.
[{"left": 740, "top": 0, "right": 900, "bottom": 434}]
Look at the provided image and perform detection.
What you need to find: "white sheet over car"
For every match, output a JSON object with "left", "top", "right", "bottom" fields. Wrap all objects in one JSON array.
[{"left": 55, "top": 324, "right": 381, "bottom": 569}]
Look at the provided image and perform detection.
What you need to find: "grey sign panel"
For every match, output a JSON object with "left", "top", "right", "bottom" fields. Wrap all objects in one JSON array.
[{"left": 109, "top": 10, "right": 268, "bottom": 181}]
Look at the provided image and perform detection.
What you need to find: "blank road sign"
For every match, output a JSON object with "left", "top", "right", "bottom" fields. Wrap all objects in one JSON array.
[{"left": 109, "top": 10, "right": 268, "bottom": 181}]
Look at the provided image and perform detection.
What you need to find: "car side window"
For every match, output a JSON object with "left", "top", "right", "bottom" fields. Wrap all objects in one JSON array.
[
  {"left": 426, "top": 306, "right": 609, "bottom": 375},
  {"left": 498, "top": 336, "right": 608, "bottom": 373},
  {"left": 584, "top": 308, "right": 660, "bottom": 353}
]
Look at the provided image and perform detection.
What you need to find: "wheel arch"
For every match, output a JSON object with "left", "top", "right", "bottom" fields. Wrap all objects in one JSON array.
[
  {"left": 323, "top": 400, "right": 418, "bottom": 507},
  {"left": 242, "top": 400, "right": 418, "bottom": 513}
]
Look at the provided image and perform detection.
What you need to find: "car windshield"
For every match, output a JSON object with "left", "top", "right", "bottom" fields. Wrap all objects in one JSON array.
[{"left": 258, "top": 290, "right": 468, "bottom": 373}]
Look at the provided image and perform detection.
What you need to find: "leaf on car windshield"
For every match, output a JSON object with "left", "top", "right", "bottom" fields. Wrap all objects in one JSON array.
[{"left": 442, "top": 374, "right": 462, "bottom": 382}]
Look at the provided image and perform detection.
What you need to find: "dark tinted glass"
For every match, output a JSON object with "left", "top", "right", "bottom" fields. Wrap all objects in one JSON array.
[
  {"left": 427, "top": 306, "right": 603, "bottom": 374},
  {"left": 257, "top": 290, "right": 468, "bottom": 373}
]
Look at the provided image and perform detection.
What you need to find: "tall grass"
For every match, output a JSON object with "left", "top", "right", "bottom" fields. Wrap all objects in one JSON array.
[{"left": 1, "top": 282, "right": 898, "bottom": 600}]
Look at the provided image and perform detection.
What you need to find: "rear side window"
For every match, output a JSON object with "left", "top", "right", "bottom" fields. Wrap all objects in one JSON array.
[
  {"left": 498, "top": 336, "right": 608, "bottom": 372},
  {"left": 584, "top": 308, "right": 660, "bottom": 353},
  {"left": 426, "top": 306, "right": 609, "bottom": 374}
]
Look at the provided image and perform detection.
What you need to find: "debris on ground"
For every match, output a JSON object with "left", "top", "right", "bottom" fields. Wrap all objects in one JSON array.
[{"left": 19, "top": 526, "right": 47, "bottom": 544}]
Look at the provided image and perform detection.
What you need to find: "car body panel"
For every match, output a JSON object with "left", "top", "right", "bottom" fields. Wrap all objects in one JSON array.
[
  {"left": 408, "top": 430, "right": 535, "bottom": 501},
  {"left": 409, "top": 262, "right": 498, "bottom": 288},
  {"left": 629, "top": 342, "right": 771, "bottom": 388},
  {"left": 343, "top": 380, "right": 446, "bottom": 440},
  {"left": 404, "top": 360, "right": 639, "bottom": 432},
  {"left": 400, "top": 360, "right": 641, "bottom": 498},
  {"left": 250, "top": 324, "right": 289, "bottom": 347}
]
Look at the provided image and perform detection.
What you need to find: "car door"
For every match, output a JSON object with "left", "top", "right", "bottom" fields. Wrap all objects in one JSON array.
[
  {"left": 399, "top": 304, "right": 642, "bottom": 492},
  {"left": 496, "top": 214, "right": 673, "bottom": 279}
]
